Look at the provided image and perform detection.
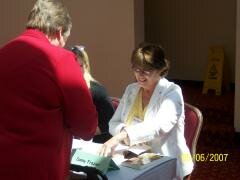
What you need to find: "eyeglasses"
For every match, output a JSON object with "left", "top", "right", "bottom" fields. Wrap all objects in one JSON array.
[{"left": 132, "top": 66, "right": 153, "bottom": 76}]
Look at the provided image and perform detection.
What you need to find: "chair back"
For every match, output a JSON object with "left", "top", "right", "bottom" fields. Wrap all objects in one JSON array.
[
  {"left": 110, "top": 97, "right": 120, "bottom": 111},
  {"left": 184, "top": 103, "right": 203, "bottom": 159}
]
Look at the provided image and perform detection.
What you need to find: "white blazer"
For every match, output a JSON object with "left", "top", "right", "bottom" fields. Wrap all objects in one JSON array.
[{"left": 109, "top": 78, "right": 193, "bottom": 179}]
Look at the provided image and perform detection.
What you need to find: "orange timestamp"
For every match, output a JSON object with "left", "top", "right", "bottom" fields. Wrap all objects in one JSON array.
[{"left": 181, "top": 153, "right": 229, "bottom": 162}]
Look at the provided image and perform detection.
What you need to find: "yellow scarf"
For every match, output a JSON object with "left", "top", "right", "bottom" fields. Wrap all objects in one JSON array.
[{"left": 125, "top": 89, "right": 148, "bottom": 126}]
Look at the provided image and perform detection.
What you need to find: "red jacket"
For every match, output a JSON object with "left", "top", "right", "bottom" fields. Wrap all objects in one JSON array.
[{"left": 0, "top": 29, "right": 98, "bottom": 180}]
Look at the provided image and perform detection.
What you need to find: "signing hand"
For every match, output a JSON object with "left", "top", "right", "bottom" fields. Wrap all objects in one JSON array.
[{"left": 98, "top": 130, "right": 129, "bottom": 157}]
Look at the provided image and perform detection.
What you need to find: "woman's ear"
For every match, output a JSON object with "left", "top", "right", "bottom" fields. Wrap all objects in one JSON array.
[
  {"left": 56, "top": 28, "right": 66, "bottom": 47},
  {"left": 56, "top": 30, "right": 61, "bottom": 40}
]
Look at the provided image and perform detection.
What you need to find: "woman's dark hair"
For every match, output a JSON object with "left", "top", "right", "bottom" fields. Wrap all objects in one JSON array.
[
  {"left": 71, "top": 46, "right": 91, "bottom": 72},
  {"left": 131, "top": 43, "right": 170, "bottom": 77}
]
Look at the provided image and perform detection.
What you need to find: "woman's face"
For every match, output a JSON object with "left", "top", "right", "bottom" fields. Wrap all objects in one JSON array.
[{"left": 132, "top": 66, "right": 161, "bottom": 91}]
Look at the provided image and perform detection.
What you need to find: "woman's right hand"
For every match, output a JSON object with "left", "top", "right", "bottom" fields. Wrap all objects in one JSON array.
[{"left": 98, "top": 130, "right": 129, "bottom": 157}]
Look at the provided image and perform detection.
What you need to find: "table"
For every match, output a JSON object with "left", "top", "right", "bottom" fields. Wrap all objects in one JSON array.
[
  {"left": 107, "top": 156, "right": 176, "bottom": 180},
  {"left": 70, "top": 140, "right": 177, "bottom": 180}
]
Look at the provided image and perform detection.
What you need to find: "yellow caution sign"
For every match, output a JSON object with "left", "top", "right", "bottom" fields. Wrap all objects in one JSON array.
[{"left": 202, "top": 46, "right": 224, "bottom": 95}]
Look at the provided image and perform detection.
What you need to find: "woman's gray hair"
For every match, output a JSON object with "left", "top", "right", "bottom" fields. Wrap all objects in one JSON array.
[{"left": 26, "top": 0, "right": 72, "bottom": 40}]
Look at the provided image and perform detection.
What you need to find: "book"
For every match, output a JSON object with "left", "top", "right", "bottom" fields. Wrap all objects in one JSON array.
[
  {"left": 124, "top": 145, "right": 151, "bottom": 159},
  {"left": 121, "top": 153, "right": 163, "bottom": 170},
  {"left": 72, "top": 139, "right": 151, "bottom": 158},
  {"left": 114, "top": 143, "right": 152, "bottom": 159}
]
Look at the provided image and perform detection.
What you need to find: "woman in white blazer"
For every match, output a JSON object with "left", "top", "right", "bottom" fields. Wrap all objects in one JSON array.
[{"left": 99, "top": 43, "right": 193, "bottom": 180}]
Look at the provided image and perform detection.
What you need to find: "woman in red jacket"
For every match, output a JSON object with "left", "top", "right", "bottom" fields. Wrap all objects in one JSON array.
[{"left": 0, "top": 1, "right": 98, "bottom": 180}]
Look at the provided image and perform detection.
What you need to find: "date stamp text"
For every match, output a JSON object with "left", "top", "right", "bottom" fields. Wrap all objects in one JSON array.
[{"left": 181, "top": 153, "right": 229, "bottom": 162}]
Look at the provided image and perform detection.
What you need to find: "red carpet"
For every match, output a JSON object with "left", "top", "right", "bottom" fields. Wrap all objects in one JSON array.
[{"left": 178, "top": 80, "right": 239, "bottom": 179}]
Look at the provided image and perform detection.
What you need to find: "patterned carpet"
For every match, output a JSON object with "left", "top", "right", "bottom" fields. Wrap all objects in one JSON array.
[{"left": 177, "top": 80, "right": 239, "bottom": 179}]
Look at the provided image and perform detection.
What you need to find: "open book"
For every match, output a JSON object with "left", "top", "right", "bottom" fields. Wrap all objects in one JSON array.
[
  {"left": 121, "top": 153, "right": 163, "bottom": 170},
  {"left": 72, "top": 139, "right": 151, "bottom": 157},
  {"left": 72, "top": 139, "right": 152, "bottom": 165},
  {"left": 117, "top": 143, "right": 152, "bottom": 159}
]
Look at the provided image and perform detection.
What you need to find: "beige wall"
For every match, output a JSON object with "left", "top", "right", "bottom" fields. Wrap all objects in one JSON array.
[
  {"left": 64, "top": 0, "right": 142, "bottom": 97},
  {"left": 0, "top": 1, "right": 32, "bottom": 45},
  {"left": 0, "top": 0, "right": 144, "bottom": 97},
  {"left": 145, "top": 0, "right": 236, "bottom": 82}
]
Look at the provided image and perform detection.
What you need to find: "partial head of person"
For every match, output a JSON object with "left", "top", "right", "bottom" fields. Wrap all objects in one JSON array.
[
  {"left": 71, "top": 45, "right": 95, "bottom": 87},
  {"left": 26, "top": 0, "right": 72, "bottom": 47},
  {"left": 131, "top": 43, "right": 170, "bottom": 90},
  {"left": 71, "top": 45, "right": 91, "bottom": 74}
]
